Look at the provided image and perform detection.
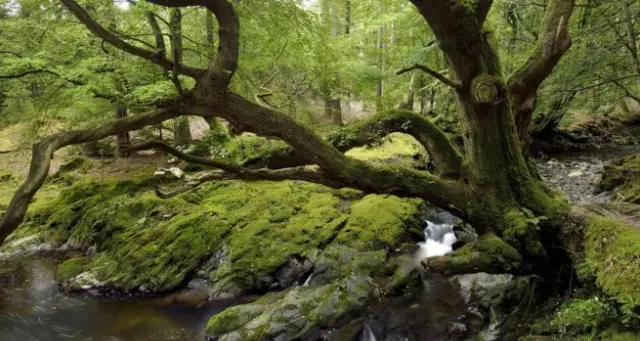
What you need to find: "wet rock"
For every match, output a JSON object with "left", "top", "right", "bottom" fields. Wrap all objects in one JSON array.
[
  {"left": 205, "top": 275, "right": 379, "bottom": 341},
  {"left": 450, "top": 273, "right": 537, "bottom": 341},
  {"left": 85, "top": 245, "right": 97, "bottom": 257},
  {"left": 274, "top": 256, "right": 312, "bottom": 288},
  {"left": 451, "top": 273, "right": 514, "bottom": 307}
]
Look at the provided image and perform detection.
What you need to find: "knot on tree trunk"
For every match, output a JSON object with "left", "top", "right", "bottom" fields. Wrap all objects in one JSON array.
[{"left": 471, "top": 75, "right": 504, "bottom": 105}]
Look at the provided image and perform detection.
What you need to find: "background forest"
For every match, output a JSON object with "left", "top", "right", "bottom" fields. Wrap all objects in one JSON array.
[{"left": 1, "top": 0, "right": 640, "bottom": 150}]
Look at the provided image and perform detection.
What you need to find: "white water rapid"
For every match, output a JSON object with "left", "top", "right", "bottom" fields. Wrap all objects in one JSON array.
[
  {"left": 414, "top": 220, "right": 457, "bottom": 264},
  {"left": 361, "top": 323, "right": 377, "bottom": 341},
  {"left": 302, "top": 273, "right": 313, "bottom": 286}
]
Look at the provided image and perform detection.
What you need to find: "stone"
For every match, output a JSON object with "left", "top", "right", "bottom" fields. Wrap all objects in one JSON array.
[{"left": 568, "top": 170, "right": 584, "bottom": 178}]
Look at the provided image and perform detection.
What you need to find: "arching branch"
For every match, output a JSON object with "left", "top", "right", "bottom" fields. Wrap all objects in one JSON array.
[
  {"left": 196, "top": 94, "right": 472, "bottom": 217},
  {"left": 328, "top": 110, "right": 464, "bottom": 178},
  {"left": 396, "top": 64, "right": 462, "bottom": 90},
  {"left": 244, "top": 110, "right": 464, "bottom": 178},
  {"left": 59, "top": 0, "right": 204, "bottom": 78}
]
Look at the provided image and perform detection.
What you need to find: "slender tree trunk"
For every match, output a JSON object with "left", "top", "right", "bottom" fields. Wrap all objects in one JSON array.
[
  {"left": 169, "top": 8, "right": 191, "bottom": 142},
  {"left": 174, "top": 117, "right": 192, "bottom": 146},
  {"left": 623, "top": 1, "right": 640, "bottom": 84},
  {"left": 376, "top": 24, "right": 386, "bottom": 110},
  {"left": 206, "top": 10, "right": 215, "bottom": 60},
  {"left": 321, "top": 1, "right": 343, "bottom": 126},
  {"left": 115, "top": 101, "right": 131, "bottom": 155}
]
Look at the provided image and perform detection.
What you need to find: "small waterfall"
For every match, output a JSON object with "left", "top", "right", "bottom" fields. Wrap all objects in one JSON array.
[
  {"left": 302, "top": 273, "right": 313, "bottom": 286},
  {"left": 361, "top": 323, "right": 377, "bottom": 341},
  {"left": 414, "top": 220, "right": 457, "bottom": 265}
]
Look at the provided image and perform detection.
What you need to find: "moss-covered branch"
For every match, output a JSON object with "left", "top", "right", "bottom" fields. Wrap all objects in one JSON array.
[{"left": 327, "top": 110, "right": 465, "bottom": 178}]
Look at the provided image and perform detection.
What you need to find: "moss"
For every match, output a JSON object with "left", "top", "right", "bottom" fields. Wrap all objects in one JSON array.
[
  {"left": 8, "top": 171, "right": 422, "bottom": 294},
  {"left": 205, "top": 276, "right": 377, "bottom": 340},
  {"left": 583, "top": 215, "right": 640, "bottom": 308},
  {"left": 552, "top": 297, "right": 615, "bottom": 335},
  {"left": 56, "top": 257, "right": 90, "bottom": 282},
  {"left": 598, "top": 154, "right": 640, "bottom": 203},
  {"left": 345, "top": 132, "right": 428, "bottom": 168},
  {"left": 335, "top": 194, "right": 422, "bottom": 250}
]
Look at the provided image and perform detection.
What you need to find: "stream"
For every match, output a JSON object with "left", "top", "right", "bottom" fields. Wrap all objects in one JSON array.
[{"left": 0, "top": 259, "right": 220, "bottom": 341}]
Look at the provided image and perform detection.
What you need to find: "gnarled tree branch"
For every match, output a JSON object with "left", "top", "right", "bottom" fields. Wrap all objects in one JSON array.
[{"left": 147, "top": 0, "right": 239, "bottom": 90}]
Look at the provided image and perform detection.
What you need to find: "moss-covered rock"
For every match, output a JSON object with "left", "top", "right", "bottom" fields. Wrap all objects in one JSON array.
[
  {"left": 598, "top": 153, "right": 640, "bottom": 203},
  {"left": 205, "top": 271, "right": 380, "bottom": 340},
  {"left": 7, "top": 173, "right": 423, "bottom": 296},
  {"left": 579, "top": 215, "right": 640, "bottom": 327}
]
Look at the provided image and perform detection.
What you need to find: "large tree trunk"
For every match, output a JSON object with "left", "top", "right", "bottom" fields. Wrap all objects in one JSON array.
[{"left": 410, "top": 0, "right": 575, "bottom": 270}]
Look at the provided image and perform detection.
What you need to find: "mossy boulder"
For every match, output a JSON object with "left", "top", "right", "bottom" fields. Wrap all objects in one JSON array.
[
  {"left": 579, "top": 215, "right": 640, "bottom": 326},
  {"left": 598, "top": 153, "right": 640, "bottom": 203},
  {"left": 204, "top": 257, "right": 385, "bottom": 341},
  {"left": 8, "top": 174, "right": 423, "bottom": 296}
]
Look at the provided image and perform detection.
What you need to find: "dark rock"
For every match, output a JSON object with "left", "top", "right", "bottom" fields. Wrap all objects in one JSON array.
[{"left": 274, "top": 256, "right": 313, "bottom": 288}]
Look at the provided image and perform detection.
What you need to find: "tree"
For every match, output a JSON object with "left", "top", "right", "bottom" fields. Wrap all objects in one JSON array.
[{"left": 0, "top": 0, "right": 576, "bottom": 278}]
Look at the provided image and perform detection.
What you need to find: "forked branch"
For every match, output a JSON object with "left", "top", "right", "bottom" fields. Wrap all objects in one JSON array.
[{"left": 510, "top": 0, "right": 576, "bottom": 138}]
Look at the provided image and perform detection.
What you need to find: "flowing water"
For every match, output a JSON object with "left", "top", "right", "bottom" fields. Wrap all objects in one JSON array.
[
  {"left": 415, "top": 220, "right": 457, "bottom": 263},
  {"left": 360, "top": 323, "right": 377, "bottom": 341},
  {"left": 0, "top": 259, "right": 221, "bottom": 341}
]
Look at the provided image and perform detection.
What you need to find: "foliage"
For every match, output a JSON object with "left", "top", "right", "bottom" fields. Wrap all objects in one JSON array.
[{"left": 552, "top": 297, "right": 615, "bottom": 334}]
